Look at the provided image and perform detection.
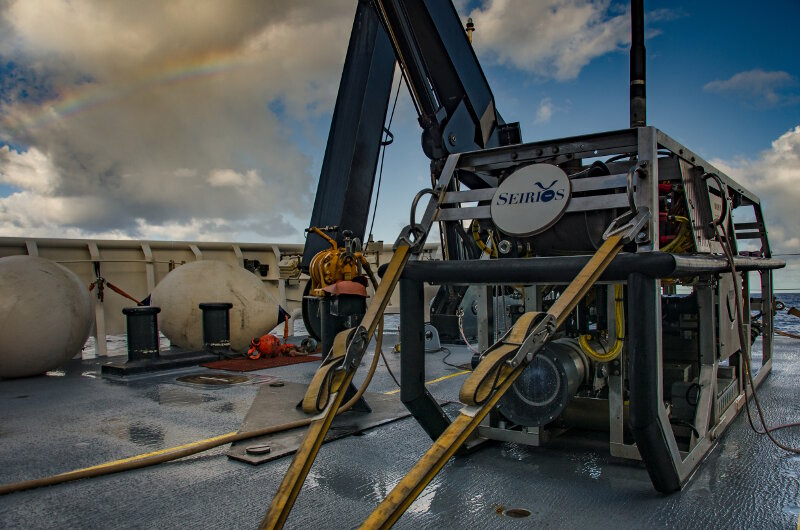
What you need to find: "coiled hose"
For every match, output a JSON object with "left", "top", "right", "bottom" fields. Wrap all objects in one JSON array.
[{"left": 578, "top": 284, "right": 625, "bottom": 362}]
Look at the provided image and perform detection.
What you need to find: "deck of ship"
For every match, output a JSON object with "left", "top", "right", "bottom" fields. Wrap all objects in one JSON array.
[{"left": 1, "top": 335, "right": 799, "bottom": 529}]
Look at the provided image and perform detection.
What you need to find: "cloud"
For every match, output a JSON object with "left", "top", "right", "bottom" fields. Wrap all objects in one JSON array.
[
  {"left": 704, "top": 69, "right": 797, "bottom": 106},
  {"left": 0, "top": 0, "right": 356, "bottom": 241},
  {"left": 712, "top": 126, "right": 800, "bottom": 256},
  {"left": 467, "top": 0, "right": 632, "bottom": 81},
  {"left": 534, "top": 97, "right": 556, "bottom": 123},
  {"left": 207, "top": 169, "right": 260, "bottom": 188},
  {"left": 0, "top": 145, "right": 59, "bottom": 193}
]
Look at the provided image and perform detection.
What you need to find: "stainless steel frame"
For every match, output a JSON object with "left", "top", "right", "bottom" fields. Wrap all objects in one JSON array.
[{"left": 398, "top": 127, "right": 783, "bottom": 492}]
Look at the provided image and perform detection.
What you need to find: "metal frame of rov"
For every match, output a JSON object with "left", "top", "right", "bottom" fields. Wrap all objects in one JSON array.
[{"left": 394, "top": 126, "right": 784, "bottom": 493}]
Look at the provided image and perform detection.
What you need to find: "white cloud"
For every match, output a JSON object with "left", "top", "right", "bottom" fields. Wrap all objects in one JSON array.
[
  {"left": 207, "top": 169, "right": 261, "bottom": 188},
  {"left": 712, "top": 126, "right": 800, "bottom": 255},
  {"left": 468, "top": 0, "right": 631, "bottom": 81},
  {"left": 0, "top": 146, "right": 60, "bottom": 193},
  {"left": 0, "top": 0, "right": 356, "bottom": 241},
  {"left": 710, "top": 126, "right": 800, "bottom": 290},
  {"left": 704, "top": 69, "right": 796, "bottom": 106},
  {"left": 535, "top": 97, "right": 555, "bottom": 123},
  {"left": 173, "top": 168, "right": 197, "bottom": 178}
]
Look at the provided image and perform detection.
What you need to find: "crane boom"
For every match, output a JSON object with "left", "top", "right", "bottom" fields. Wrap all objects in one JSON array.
[{"left": 302, "top": 0, "right": 520, "bottom": 268}]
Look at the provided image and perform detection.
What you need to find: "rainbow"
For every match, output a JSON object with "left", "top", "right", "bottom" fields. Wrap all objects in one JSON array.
[{"left": 4, "top": 49, "right": 255, "bottom": 137}]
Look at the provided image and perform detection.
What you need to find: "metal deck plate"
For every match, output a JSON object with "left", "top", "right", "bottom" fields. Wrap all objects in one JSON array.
[{"left": 228, "top": 382, "right": 418, "bottom": 464}]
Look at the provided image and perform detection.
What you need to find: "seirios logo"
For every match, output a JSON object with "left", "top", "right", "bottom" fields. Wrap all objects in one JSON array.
[
  {"left": 490, "top": 164, "right": 571, "bottom": 236},
  {"left": 495, "top": 179, "right": 567, "bottom": 205}
]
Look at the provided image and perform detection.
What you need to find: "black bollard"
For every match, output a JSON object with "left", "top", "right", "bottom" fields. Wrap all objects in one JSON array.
[
  {"left": 199, "top": 302, "right": 233, "bottom": 353},
  {"left": 122, "top": 306, "right": 161, "bottom": 362}
]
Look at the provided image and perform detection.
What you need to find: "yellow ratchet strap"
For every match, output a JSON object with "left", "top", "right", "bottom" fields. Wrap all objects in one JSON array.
[
  {"left": 261, "top": 245, "right": 410, "bottom": 530},
  {"left": 361, "top": 232, "right": 627, "bottom": 529}
]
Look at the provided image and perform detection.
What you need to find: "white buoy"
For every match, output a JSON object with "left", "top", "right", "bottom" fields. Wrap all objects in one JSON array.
[
  {"left": 150, "top": 260, "right": 279, "bottom": 352},
  {"left": 0, "top": 256, "right": 93, "bottom": 378}
]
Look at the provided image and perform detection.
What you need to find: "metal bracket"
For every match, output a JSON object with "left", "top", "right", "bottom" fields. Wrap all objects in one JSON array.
[
  {"left": 603, "top": 207, "right": 651, "bottom": 244},
  {"left": 93, "top": 276, "right": 106, "bottom": 302},
  {"left": 394, "top": 224, "right": 427, "bottom": 252},
  {"left": 341, "top": 325, "right": 369, "bottom": 371},
  {"left": 626, "top": 163, "right": 648, "bottom": 215},
  {"left": 505, "top": 313, "right": 557, "bottom": 368}
]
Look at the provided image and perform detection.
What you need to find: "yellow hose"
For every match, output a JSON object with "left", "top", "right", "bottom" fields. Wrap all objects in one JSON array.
[
  {"left": 579, "top": 284, "right": 624, "bottom": 362},
  {"left": 661, "top": 215, "right": 692, "bottom": 253},
  {"left": 471, "top": 220, "right": 497, "bottom": 258},
  {"left": 0, "top": 275, "right": 389, "bottom": 497}
]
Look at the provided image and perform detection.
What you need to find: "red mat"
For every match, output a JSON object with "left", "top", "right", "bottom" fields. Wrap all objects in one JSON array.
[{"left": 201, "top": 355, "right": 321, "bottom": 372}]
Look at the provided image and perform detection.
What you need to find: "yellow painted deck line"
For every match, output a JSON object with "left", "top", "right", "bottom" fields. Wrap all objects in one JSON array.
[{"left": 383, "top": 370, "right": 470, "bottom": 395}]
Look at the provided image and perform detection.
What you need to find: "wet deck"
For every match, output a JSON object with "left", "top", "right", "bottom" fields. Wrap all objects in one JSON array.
[{"left": 1, "top": 335, "right": 799, "bottom": 529}]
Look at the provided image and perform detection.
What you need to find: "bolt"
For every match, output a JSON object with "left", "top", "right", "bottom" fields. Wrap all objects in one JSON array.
[
  {"left": 448, "top": 134, "right": 457, "bottom": 146},
  {"left": 613, "top": 369, "right": 620, "bottom": 376},
  {"left": 635, "top": 231, "right": 648, "bottom": 242}
]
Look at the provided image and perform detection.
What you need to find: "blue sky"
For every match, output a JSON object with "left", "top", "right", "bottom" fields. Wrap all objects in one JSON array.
[
  {"left": 0, "top": 0, "right": 798, "bottom": 288},
  {"left": 345, "top": 0, "right": 800, "bottom": 288}
]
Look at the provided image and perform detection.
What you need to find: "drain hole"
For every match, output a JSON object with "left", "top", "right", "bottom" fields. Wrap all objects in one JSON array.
[
  {"left": 176, "top": 374, "right": 249, "bottom": 386},
  {"left": 504, "top": 508, "right": 531, "bottom": 518}
]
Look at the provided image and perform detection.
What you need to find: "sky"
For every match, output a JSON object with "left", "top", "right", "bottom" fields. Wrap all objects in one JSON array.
[{"left": 0, "top": 0, "right": 798, "bottom": 289}]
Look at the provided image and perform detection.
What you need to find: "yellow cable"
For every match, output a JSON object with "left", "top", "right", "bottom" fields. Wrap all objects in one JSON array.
[
  {"left": 471, "top": 220, "right": 497, "bottom": 258},
  {"left": 661, "top": 215, "right": 692, "bottom": 253},
  {"left": 383, "top": 370, "right": 469, "bottom": 395},
  {"left": 0, "top": 318, "right": 471, "bottom": 496},
  {"left": 579, "top": 284, "right": 624, "bottom": 362}
]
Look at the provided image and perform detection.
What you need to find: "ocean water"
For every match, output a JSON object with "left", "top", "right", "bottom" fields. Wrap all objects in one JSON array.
[{"left": 773, "top": 293, "right": 800, "bottom": 335}]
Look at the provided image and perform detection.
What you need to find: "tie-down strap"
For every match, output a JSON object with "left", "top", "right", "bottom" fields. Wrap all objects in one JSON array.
[
  {"left": 459, "top": 311, "right": 556, "bottom": 407},
  {"left": 301, "top": 327, "right": 366, "bottom": 414}
]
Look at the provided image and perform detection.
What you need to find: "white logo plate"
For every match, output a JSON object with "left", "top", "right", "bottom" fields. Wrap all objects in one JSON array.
[{"left": 490, "top": 164, "right": 571, "bottom": 237}]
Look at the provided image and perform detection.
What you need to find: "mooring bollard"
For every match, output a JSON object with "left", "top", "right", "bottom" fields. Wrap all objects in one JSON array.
[
  {"left": 122, "top": 306, "right": 161, "bottom": 362},
  {"left": 199, "top": 302, "right": 233, "bottom": 353}
]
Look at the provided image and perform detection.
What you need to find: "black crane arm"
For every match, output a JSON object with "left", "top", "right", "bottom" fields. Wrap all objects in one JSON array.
[
  {"left": 302, "top": 0, "right": 519, "bottom": 268},
  {"left": 373, "top": 0, "right": 518, "bottom": 158}
]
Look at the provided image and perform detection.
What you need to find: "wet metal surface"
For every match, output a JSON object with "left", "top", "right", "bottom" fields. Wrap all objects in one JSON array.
[
  {"left": 227, "top": 381, "right": 415, "bottom": 465},
  {"left": 175, "top": 373, "right": 250, "bottom": 386},
  {"left": 0, "top": 334, "right": 798, "bottom": 529}
]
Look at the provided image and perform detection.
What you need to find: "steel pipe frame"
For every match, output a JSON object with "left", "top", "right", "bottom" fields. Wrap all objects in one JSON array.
[
  {"left": 399, "top": 279, "right": 451, "bottom": 441},
  {"left": 394, "top": 126, "right": 782, "bottom": 493},
  {"left": 399, "top": 262, "right": 775, "bottom": 492},
  {"left": 397, "top": 252, "right": 783, "bottom": 284}
]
